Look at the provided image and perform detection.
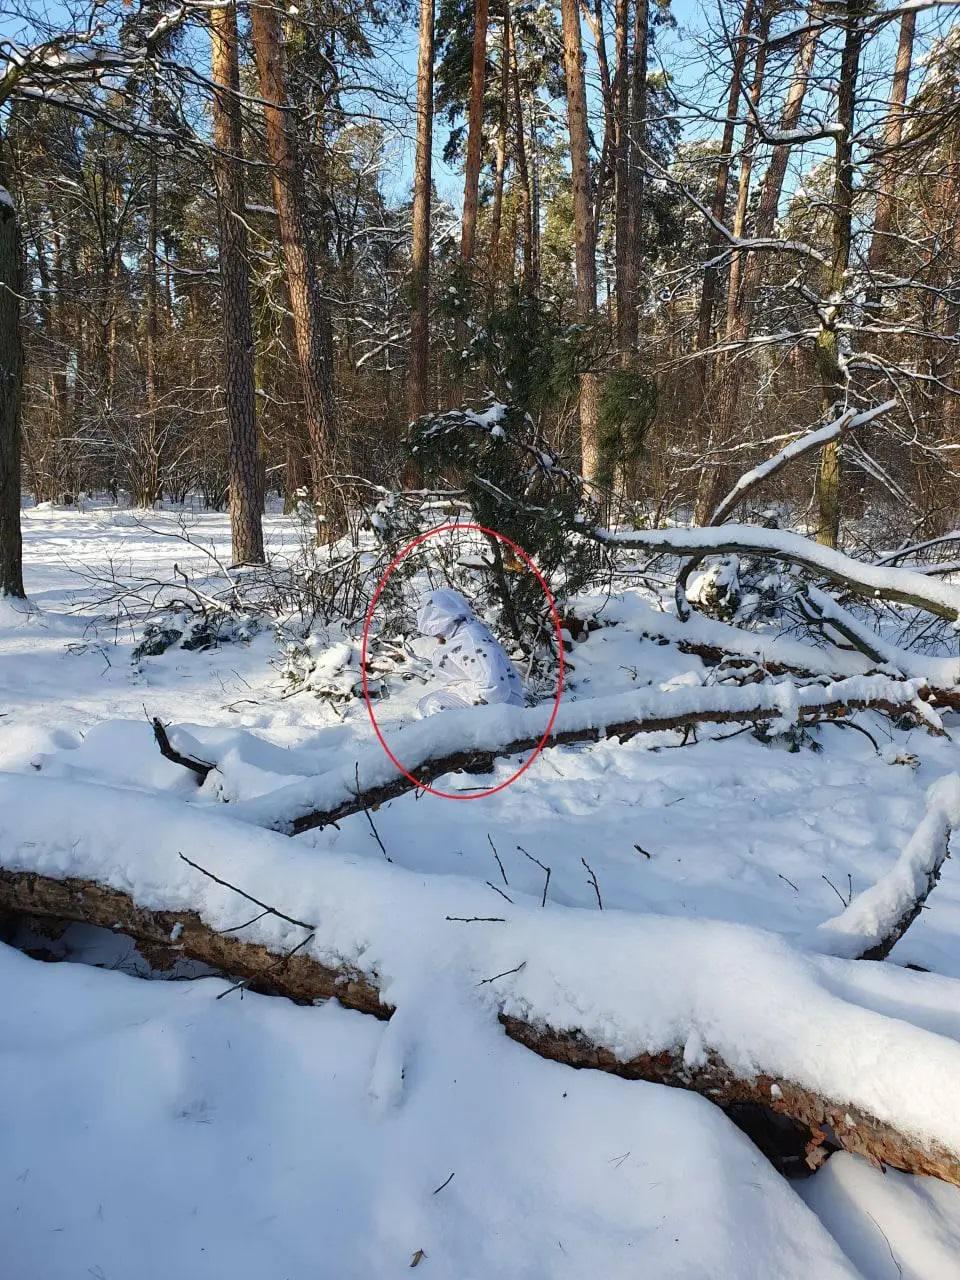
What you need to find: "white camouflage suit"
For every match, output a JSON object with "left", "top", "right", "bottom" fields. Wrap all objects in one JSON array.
[{"left": 415, "top": 588, "right": 524, "bottom": 717}]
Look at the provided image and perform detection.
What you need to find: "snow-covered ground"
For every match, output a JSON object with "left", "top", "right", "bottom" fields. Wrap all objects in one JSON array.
[{"left": 3, "top": 503, "right": 960, "bottom": 1278}]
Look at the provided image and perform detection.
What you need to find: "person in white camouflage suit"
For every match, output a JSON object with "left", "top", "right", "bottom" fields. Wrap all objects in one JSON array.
[{"left": 416, "top": 588, "right": 524, "bottom": 716}]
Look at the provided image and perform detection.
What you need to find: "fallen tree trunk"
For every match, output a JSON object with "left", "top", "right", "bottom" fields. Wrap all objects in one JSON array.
[
  {"left": 812, "top": 773, "right": 960, "bottom": 961},
  {"left": 2, "top": 863, "right": 958, "bottom": 1184},
  {"left": 229, "top": 676, "right": 940, "bottom": 835},
  {"left": 593, "top": 523, "right": 960, "bottom": 622},
  {"left": 628, "top": 600, "right": 960, "bottom": 713}
]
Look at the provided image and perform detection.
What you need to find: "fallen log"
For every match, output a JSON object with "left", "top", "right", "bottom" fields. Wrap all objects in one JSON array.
[
  {"left": 229, "top": 675, "right": 941, "bottom": 835},
  {"left": 628, "top": 599, "right": 960, "bottom": 713},
  {"left": 812, "top": 773, "right": 960, "bottom": 961},
  {"left": 593, "top": 523, "right": 960, "bottom": 622},
  {"left": 2, "top": 862, "right": 959, "bottom": 1185}
]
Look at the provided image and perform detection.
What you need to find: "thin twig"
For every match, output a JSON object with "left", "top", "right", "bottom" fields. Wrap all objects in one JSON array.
[
  {"left": 445, "top": 915, "right": 507, "bottom": 923},
  {"left": 216, "top": 931, "right": 316, "bottom": 1001},
  {"left": 477, "top": 961, "right": 526, "bottom": 987},
  {"left": 487, "top": 834, "right": 509, "bottom": 886},
  {"left": 822, "top": 873, "right": 851, "bottom": 908},
  {"left": 178, "top": 853, "right": 314, "bottom": 930},
  {"left": 582, "top": 857, "right": 603, "bottom": 910},
  {"left": 486, "top": 881, "right": 514, "bottom": 905},
  {"left": 432, "top": 1172, "right": 456, "bottom": 1195},
  {"left": 357, "top": 763, "right": 392, "bottom": 862},
  {"left": 517, "top": 845, "right": 551, "bottom": 908}
]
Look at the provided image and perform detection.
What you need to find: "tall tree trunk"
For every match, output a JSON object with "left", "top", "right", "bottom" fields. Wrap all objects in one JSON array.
[
  {"left": 249, "top": 0, "right": 338, "bottom": 531},
  {"left": 511, "top": 38, "right": 534, "bottom": 293},
  {"left": 613, "top": 0, "right": 631, "bottom": 360},
  {"left": 691, "top": 0, "right": 755, "bottom": 522},
  {"left": 141, "top": 84, "right": 161, "bottom": 508},
  {"left": 866, "top": 9, "right": 916, "bottom": 291},
  {"left": 460, "top": 0, "right": 490, "bottom": 266},
  {"left": 695, "top": 0, "right": 756, "bottom": 354},
  {"left": 0, "top": 168, "right": 23, "bottom": 598},
  {"left": 488, "top": 5, "right": 511, "bottom": 284},
  {"left": 816, "top": 0, "right": 866, "bottom": 548},
  {"left": 736, "top": 7, "right": 822, "bottom": 332},
  {"left": 622, "top": 0, "right": 648, "bottom": 360},
  {"left": 211, "top": 1, "right": 265, "bottom": 565},
  {"left": 405, "top": 0, "right": 434, "bottom": 487},
  {"left": 560, "top": 0, "right": 600, "bottom": 483},
  {"left": 724, "top": 0, "right": 771, "bottom": 339}
]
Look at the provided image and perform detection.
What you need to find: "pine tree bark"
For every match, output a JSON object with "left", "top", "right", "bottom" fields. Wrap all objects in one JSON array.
[
  {"left": 560, "top": 0, "right": 601, "bottom": 483},
  {"left": 249, "top": 0, "right": 338, "bottom": 530},
  {"left": 510, "top": 35, "right": 534, "bottom": 293},
  {"left": 211, "top": 1, "right": 265, "bottom": 565},
  {"left": 0, "top": 172, "right": 23, "bottom": 598},
  {"left": 488, "top": 6, "right": 511, "bottom": 284},
  {"left": 613, "top": 0, "right": 631, "bottom": 359},
  {"left": 406, "top": 0, "right": 434, "bottom": 431},
  {"left": 736, "top": 7, "right": 821, "bottom": 331},
  {"left": 724, "top": 1, "right": 771, "bottom": 339},
  {"left": 695, "top": 0, "right": 755, "bottom": 354},
  {"left": 865, "top": 9, "right": 916, "bottom": 290},
  {"left": 460, "top": 0, "right": 490, "bottom": 266}
]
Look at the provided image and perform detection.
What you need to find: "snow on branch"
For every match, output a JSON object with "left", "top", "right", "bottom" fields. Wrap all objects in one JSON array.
[
  {"left": 710, "top": 401, "right": 896, "bottom": 525},
  {"left": 594, "top": 523, "right": 960, "bottom": 622},
  {"left": 228, "top": 676, "right": 940, "bottom": 836},
  {"left": 812, "top": 774, "right": 960, "bottom": 961}
]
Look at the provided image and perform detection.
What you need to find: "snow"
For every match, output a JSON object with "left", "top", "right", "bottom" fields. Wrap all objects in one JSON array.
[
  {"left": 0, "top": 942, "right": 860, "bottom": 1279},
  {"left": 801, "top": 1154, "right": 960, "bottom": 1279},
  {"left": 5, "top": 503, "right": 960, "bottom": 1275}
]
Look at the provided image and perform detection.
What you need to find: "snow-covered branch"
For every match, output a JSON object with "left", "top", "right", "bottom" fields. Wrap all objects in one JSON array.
[
  {"left": 710, "top": 401, "right": 896, "bottom": 525},
  {"left": 229, "top": 677, "right": 939, "bottom": 835},
  {"left": 594, "top": 524, "right": 960, "bottom": 622},
  {"left": 812, "top": 774, "right": 960, "bottom": 961}
]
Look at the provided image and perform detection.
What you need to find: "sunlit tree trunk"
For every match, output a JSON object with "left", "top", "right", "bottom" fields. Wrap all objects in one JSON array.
[
  {"left": 488, "top": 5, "right": 511, "bottom": 284},
  {"left": 250, "top": 0, "right": 338, "bottom": 531},
  {"left": 407, "top": 0, "right": 434, "bottom": 429},
  {"left": 460, "top": 0, "right": 489, "bottom": 266},
  {"left": 560, "top": 0, "right": 600, "bottom": 483},
  {"left": 866, "top": 9, "right": 916, "bottom": 291},
  {"left": 211, "top": 0, "right": 264, "bottom": 564}
]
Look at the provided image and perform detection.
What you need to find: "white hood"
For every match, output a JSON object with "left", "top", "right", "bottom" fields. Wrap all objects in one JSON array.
[{"left": 416, "top": 588, "right": 474, "bottom": 637}]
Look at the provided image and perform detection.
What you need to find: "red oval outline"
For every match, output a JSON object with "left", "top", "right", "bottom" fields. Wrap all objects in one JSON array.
[{"left": 361, "top": 522, "right": 565, "bottom": 801}]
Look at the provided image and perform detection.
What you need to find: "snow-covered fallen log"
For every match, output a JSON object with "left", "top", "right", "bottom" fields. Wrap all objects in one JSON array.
[
  {"left": 228, "top": 676, "right": 940, "bottom": 835},
  {"left": 595, "top": 523, "right": 960, "bottom": 621},
  {"left": 801, "top": 587, "right": 960, "bottom": 707},
  {"left": 811, "top": 774, "right": 960, "bottom": 961},
  {"left": 2, "top": 774, "right": 960, "bottom": 1185}
]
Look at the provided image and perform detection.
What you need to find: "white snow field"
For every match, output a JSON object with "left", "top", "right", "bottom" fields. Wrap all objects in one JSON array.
[{"left": 3, "top": 502, "right": 960, "bottom": 1278}]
